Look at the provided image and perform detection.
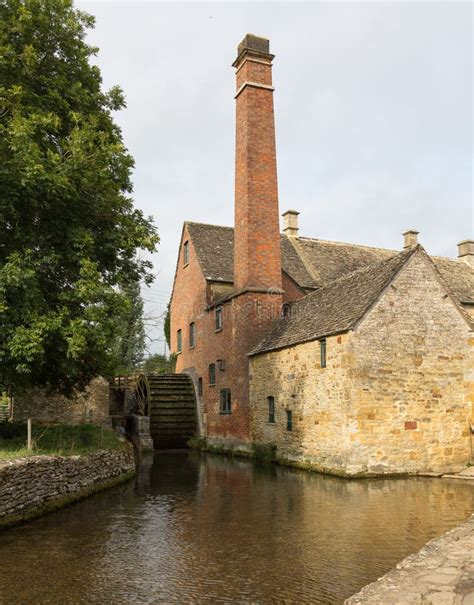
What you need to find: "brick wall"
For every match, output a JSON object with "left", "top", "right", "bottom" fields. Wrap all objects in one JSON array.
[
  {"left": 12, "top": 377, "right": 110, "bottom": 425},
  {"left": 250, "top": 253, "right": 473, "bottom": 476}
]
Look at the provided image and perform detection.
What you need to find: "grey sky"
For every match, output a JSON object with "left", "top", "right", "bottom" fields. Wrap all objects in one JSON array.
[{"left": 78, "top": 1, "right": 473, "bottom": 353}]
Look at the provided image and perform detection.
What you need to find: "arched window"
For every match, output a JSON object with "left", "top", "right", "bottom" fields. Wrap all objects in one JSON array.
[
  {"left": 177, "top": 329, "right": 182, "bottom": 353},
  {"left": 198, "top": 377, "right": 203, "bottom": 397},
  {"left": 267, "top": 396, "right": 275, "bottom": 423},
  {"left": 189, "top": 322, "right": 196, "bottom": 348},
  {"left": 215, "top": 306, "right": 223, "bottom": 331},
  {"left": 281, "top": 304, "right": 291, "bottom": 318},
  {"left": 183, "top": 241, "right": 189, "bottom": 265},
  {"left": 209, "top": 363, "right": 216, "bottom": 385}
]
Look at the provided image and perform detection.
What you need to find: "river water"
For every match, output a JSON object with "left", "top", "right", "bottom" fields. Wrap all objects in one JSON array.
[{"left": 0, "top": 452, "right": 473, "bottom": 604}]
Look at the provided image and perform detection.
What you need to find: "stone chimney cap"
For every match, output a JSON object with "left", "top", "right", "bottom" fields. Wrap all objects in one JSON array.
[
  {"left": 402, "top": 229, "right": 419, "bottom": 248},
  {"left": 457, "top": 240, "right": 474, "bottom": 266},
  {"left": 233, "top": 34, "right": 274, "bottom": 67},
  {"left": 283, "top": 209, "right": 299, "bottom": 238}
]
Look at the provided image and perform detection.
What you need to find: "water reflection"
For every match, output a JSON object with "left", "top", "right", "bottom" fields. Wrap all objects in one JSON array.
[{"left": 0, "top": 452, "right": 473, "bottom": 604}]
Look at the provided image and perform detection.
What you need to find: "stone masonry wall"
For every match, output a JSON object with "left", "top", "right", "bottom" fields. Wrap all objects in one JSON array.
[
  {"left": 0, "top": 448, "right": 135, "bottom": 528},
  {"left": 12, "top": 377, "right": 110, "bottom": 425},
  {"left": 250, "top": 253, "right": 473, "bottom": 476}
]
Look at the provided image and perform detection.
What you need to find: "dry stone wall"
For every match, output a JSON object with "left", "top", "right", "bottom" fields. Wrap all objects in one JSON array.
[
  {"left": 12, "top": 377, "right": 110, "bottom": 425},
  {"left": 0, "top": 448, "right": 135, "bottom": 528}
]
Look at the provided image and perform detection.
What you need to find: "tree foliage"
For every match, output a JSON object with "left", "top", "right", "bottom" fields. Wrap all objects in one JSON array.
[
  {"left": 0, "top": 0, "right": 158, "bottom": 394},
  {"left": 111, "top": 281, "right": 146, "bottom": 375}
]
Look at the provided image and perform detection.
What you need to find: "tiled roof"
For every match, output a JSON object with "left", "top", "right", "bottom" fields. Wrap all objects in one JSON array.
[
  {"left": 250, "top": 247, "right": 418, "bottom": 355},
  {"left": 184, "top": 222, "right": 474, "bottom": 303}
]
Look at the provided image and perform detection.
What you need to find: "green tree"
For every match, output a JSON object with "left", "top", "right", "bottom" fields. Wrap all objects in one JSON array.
[
  {"left": 0, "top": 0, "right": 159, "bottom": 395},
  {"left": 142, "top": 353, "right": 172, "bottom": 375},
  {"left": 111, "top": 281, "right": 146, "bottom": 375}
]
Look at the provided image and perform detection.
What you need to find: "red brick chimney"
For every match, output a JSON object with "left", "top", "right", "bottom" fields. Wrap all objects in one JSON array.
[{"left": 233, "top": 34, "right": 282, "bottom": 292}]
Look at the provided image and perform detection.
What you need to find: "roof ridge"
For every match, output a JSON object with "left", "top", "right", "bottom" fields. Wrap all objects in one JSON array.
[
  {"left": 297, "top": 236, "right": 398, "bottom": 254},
  {"left": 185, "top": 221, "right": 233, "bottom": 230}
]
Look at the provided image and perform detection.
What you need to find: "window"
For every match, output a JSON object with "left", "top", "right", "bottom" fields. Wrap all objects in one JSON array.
[
  {"left": 286, "top": 410, "right": 293, "bottom": 432},
  {"left": 320, "top": 338, "right": 327, "bottom": 368},
  {"left": 215, "top": 306, "right": 223, "bottom": 331},
  {"left": 198, "top": 377, "right": 203, "bottom": 397},
  {"left": 220, "top": 389, "right": 231, "bottom": 414},
  {"left": 183, "top": 241, "right": 189, "bottom": 265},
  {"left": 217, "top": 359, "right": 225, "bottom": 371},
  {"left": 268, "top": 396, "right": 275, "bottom": 423},
  {"left": 177, "top": 329, "right": 182, "bottom": 353},
  {"left": 281, "top": 304, "right": 291, "bottom": 319},
  {"left": 189, "top": 322, "right": 196, "bottom": 348},
  {"left": 209, "top": 363, "right": 216, "bottom": 385}
]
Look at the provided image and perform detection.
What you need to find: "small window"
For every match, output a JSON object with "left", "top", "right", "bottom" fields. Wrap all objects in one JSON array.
[
  {"left": 320, "top": 338, "right": 327, "bottom": 368},
  {"left": 183, "top": 241, "right": 189, "bottom": 265},
  {"left": 217, "top": 359, "right": 225, "bottom": 372},
  {"left": 215, "top": 306, "right": 223, "bottom": 331},
  {"left": 286, "top": 410, "right": 293, "bottom": 432},
  {"left": 268, "top": 396, "right": 275, "bottom": 423},
  {"left": 177, "top": 329, "right": 182, "bottom": 353},
  {"left": 189, "top": 322, "right": 195, "bottom": 348},
  {"left": 209, "top": 363, "right": 216, "bottom": 385},
  {"left": 198, "top": 377, "right": 203, "bottom": 397},
  {"left": 281, "top": 304, "right": 291, "bottom": 318},
  {"left": 220, "top": 389, "right": 231, "bottom": 414}
]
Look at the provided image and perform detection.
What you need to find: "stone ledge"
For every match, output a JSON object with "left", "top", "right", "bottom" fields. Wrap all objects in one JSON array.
[{"left": 346, "top": 515, "right": 474, "bottom": 604}]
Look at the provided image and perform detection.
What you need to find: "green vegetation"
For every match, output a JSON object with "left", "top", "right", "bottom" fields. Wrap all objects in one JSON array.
[
  {"left": 252, "top": 442, "right": 277, "bottom": 463},
  {"left": 142, "top": 353, "right": 176, "bottom": 374},
  {"left": 0, "top": 422, "right": 126, "bottom": 460},
  {"left": 0, "top": 0, "right": 158, "bottom": 397}
]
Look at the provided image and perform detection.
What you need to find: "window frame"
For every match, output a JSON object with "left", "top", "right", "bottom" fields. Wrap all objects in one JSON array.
[
  {"left": 286, "top": 410, "right": 293, "bottom": 432},
  {"left": 209, "top": 363, "right": 216, "bottom": 386},
  {"left": 220, "top": 389, "right": 232, "bottom": 415},
  {"left": 320, "top": 338, "right": 327, "bottom": 368},
  {"left": 198, "top": 377, "right": 203, "bottom": 397},
  {"left": 267, "top": 396, "right": 275, "bottom": 424},
  {"left": 189, "top": 322, "right": 196, "bottom": 349},
  {"left": 177, "top": 329, "right": 182, "bottom": 353},
  {"left": 215, "top": 306, "right": 223, "bottom": 331},
  {"left": 183, "top": 240, "right": 189, "bottom": 266}
]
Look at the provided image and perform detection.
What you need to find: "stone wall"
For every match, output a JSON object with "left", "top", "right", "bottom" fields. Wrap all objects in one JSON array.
[
  {"left": 250, "top": 254, "right": 473, "bottom": 476},
  {"left": 0, "top": 447, "right": 135, "bottom": 528},
  {"left": 12, "top": 377, "right": 110, "bottom": 425}
]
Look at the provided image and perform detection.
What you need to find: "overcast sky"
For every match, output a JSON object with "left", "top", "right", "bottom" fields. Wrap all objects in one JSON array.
[{"left": 78, "top": 1, "right": 473, "bottom": 354}]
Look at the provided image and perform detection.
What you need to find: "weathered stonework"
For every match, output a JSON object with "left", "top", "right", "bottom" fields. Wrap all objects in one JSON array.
[
  {"left": 250, "top": 254, "right": 473, "bottom": 476},
  {"left": 0, "top": 447, "right": 135, "bottom": 528},
  {"left": 346, "top": 514, "right": 474, "bottom": 604},
  {"left": 12, "top": 377, "right": 110, "bottom": 425}
]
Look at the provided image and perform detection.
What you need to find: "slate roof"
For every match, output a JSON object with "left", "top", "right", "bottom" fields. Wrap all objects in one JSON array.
[
  {"left": 185, "top": 222, "right": 474, "bottom": 303},
  {"left": 250, "top": 247, "right": 418, "bottom": 355}
]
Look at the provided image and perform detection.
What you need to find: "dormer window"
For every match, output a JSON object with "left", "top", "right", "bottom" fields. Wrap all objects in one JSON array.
[{"left": 183, "top": 241, "right": 189, "bottom": 266}]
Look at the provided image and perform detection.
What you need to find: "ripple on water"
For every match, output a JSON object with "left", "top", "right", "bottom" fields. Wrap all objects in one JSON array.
[{"left": 0, "top": 453, "right": 473, "bottom": 604}]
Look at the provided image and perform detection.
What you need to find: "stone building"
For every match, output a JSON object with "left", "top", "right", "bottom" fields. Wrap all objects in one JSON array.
[{"left": 169, "top": 34, "right": 474, "bottom": 473}]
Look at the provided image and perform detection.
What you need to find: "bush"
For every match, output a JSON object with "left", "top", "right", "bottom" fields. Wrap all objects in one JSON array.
[
  {"left": 187, "top": 436, "right": 207, "bottom": 451},
  {"left": 252, "top": 442, "right": 277, "bottom": 463}
]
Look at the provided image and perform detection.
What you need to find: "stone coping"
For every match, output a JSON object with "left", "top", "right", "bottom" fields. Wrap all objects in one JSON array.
[{"left": 346, "top": 514, "right": 474, "bottom": 604}]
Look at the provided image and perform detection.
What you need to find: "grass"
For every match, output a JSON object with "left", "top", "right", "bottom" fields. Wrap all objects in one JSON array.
[{"left": 0, "top": 422, "right": 127, "bottom": 460}]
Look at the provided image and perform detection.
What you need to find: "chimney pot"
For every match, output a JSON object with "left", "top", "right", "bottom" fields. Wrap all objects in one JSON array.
[
  {"left": 457, "top": 240, "right": 474, "bottom": 266},
  {"left": 402, "top": 229, "right": 419, "bottom": 248},
  {"left": 283, "top": 210, "right": 299, "bottom": 238}
]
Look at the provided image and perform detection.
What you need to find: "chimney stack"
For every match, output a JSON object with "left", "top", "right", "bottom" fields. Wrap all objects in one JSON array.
[
  {"left": 233, "top": 34, "right": 282, "bottom": 292},
  {"left": 457, "top": 240, "right": 474, "bottom": 266},
  {"left": 403, "top": 229, "right": 419, "bottom": 248},
  {"left": 283, "top": 210, "right": 299, "bottom": 238}
]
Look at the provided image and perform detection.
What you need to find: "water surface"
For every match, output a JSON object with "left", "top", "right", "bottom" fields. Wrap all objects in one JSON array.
[{"left": 0, "top": 452, "right": 473, "bottom": 604}]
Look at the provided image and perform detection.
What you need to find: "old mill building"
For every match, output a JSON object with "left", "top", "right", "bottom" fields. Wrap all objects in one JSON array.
[{"left": 170, "top": 34, "right": 474, "bottom": 477}]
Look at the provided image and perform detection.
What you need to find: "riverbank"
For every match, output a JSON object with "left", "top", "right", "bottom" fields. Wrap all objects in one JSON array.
[
  {"left": 346, "top": 513, "right": 474, "bottom": 604},
  {"left": 0, "top": 446, "right": 135, "bottom": 529},
  {"left": 0, "top": 421, "right": 125, "bottom": 459}
]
